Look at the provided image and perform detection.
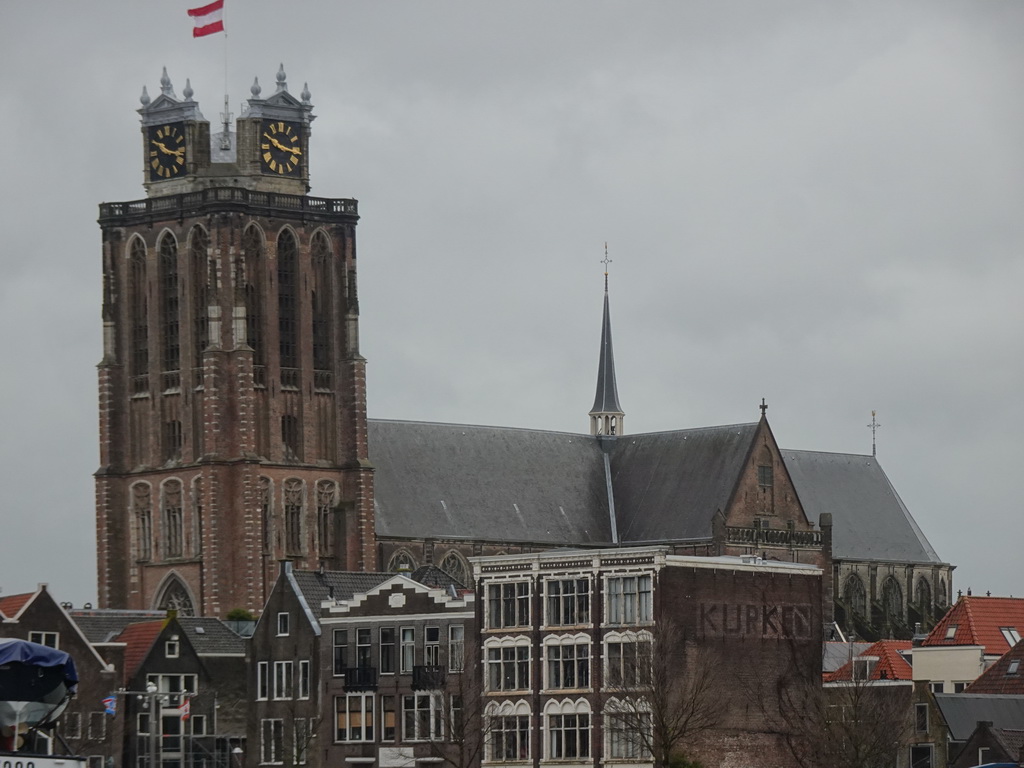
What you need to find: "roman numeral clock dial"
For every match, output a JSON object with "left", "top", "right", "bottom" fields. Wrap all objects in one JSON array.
[
  {"left": 148, "top": 123, "right": 186, "bottom": 180},
  {"left": 260, "top": 120, "right": 303, "bottom": 176}
]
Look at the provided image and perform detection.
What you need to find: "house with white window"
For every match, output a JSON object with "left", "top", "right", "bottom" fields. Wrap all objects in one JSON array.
[{"left": 471, "top": 546, "right": 822, "bottom": 768}]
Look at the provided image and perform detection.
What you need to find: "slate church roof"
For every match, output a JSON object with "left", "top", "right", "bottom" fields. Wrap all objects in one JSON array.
[{"left": 368, "top": 418, "right": 942, "bottom": 566}]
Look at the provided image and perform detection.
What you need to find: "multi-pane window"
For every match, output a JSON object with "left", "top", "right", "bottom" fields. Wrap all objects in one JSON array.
[
  {"left": 316, "top": 480, "right": 337, "bottom": 557},
  {"left": 546, "top": 641, "right": 590, "bottom": 689},
  {"left": 283, "top": 479, "right": 303, "bottom": 553},
  {"left": 311, "top": 232, "right": 333, "bottom": 375},
  {"left": 547, "top": 712, "right": 590, "bottom": 760},
  {"left": 190, "top": 227, "right": 209, "bottom": 371},
  {"left": 257, "top": 662, "right": 269, "bottom": 700},
  {"left": 380, "top": 628, "right": 396, "bottom": 674},
  {"left": 163, "top": 420, "right": 183, "bottom": 462},
  {"left": 425, "top": 627, "right": 440, "bottom": 666},
  {"left": 448, "top": 625, "right": 465, "bottom": 672},
  {"left": 62, "top": 711, "right": 81, "bottom": 740},
  {"left": 277, "top": 612, "right": 290, "bottom": 636},
  {"left": 607, "top": 709, "right": 651, "bottom": 759},
  {"left": 915, "top": 703, "right": 929, "bottom": 733},
  {"left": 400, "top": 628, "right": 415, "bottom": 673},
  {"left": 758, "top": 464, "right": 773, "bottom": 488},
  {"left": 356, "top": 629, "right": 372, "bottom": 668},
  {"left": 273, "top": 661, "right": 293, "bottom": 700},
  {"left": 488, "top": 710, "right": 530, "bottom": 761},
  {"left": 605, "top": 636, "right": 652, "bottom": 688},
  {"left": 381, "top": 695, "right": 396, "bottom": 742},
  {"left": 336, "top": 693, "right": 374, "bottom": 742},
  {"left": 293, "top": 718, "right": 308, "bottom": 765},
  {"left": 606, "top": 574, "right": 653, "bottom": 624},
  {"left": 333, "top": 630, "right": 347, "bottom": 676},
  {"left": 402, "top": 693, "right": 443, "bottom": 741},
  {"left": 298, "top": 660, "right": 310, "bottom": 700},
  {"left": 259, "top": 476, "right": 272, "bottom": 553},
  {"left": 487, "top": 582, "right": 530, "bottom": 629},
  {"left": 134, "top": 483, "right": 153, "bottom": 561},
  {"left": 29, "top": 632, "right": 59, "bottom": 649},
  {"left": 546, "top": 578, "right": 590, "bottom": 626},
  {"left": 439, "top": 551, "right": 470, "bottom": 587},
  {"left": 159, "top": 234, "right": 180, "bottom": 373},
  {"left": 277, "top": 230, "right": 299, "bottom": 370},
  {"left": 486, "top": 643, "right": 530, "bottom": 691},
  {"left": 129, "top": 239, "right": 149, "bottom": 385},
  {"left": 242, "top": 226, "right": 264, "bottom": 367},
  {"left": 260, "top": 718, "right": 283, "bottom": 764},
  {"left": 163, "top": 480, "right": 183, "bottom": 558}
]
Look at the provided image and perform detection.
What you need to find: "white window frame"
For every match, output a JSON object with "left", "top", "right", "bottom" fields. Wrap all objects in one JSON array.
[
  {"left": 402, "top": 692, "right": 444, "bottom": 742},
  {"left": 605, "top": 573, "right": 653, "bottom": 625},
  {"left": 604, "top": 630, "right": 652, "bottom": 689},
  {"left": 486, "top": 580, "right": 531, "bottom": 630},
  {"left": 400, "top": 627, "right": 415, "bottom": 673},
  {"left": 298, "top": 659, "right": 310, "bottom": 700},
  {"left": 165, "top": 639, "right": 179, "bottom": 658},
  {"left": 332, "top": 629, "right": 347, "bottom": 676},
  {"left": 29, "top": 631, "right": 59, "bottom": 649},
  {"left": 273, "top": 660, "right": 293, "bottom": 700},
  {"left": 604, "top": 698, "right": 652, "bottom": 760},
  {"left": 545, "top": 577, "right": 591, "bottom": 628},
  {"left": 63, "top": 711, "right": 82, "bottom": 740},
  {"left": 293, "top": 717, "right": 308, "bottom": 765},
  {"left": 543, "top": 634, "right": 591, "bottom": 691},
  {"left": 277, "top": 612, "right": 290, "bottom": 637},
  {"left": 257, "top": 661, "right": 269, "bottom": 700},
  {"left": 485, "top": 700, "right": 531, "bottom": 763},
  {"left": 260, "top": 718, "right": 284, "bottom": 765},
  {"left": 485, "top": 636, "right": 532, "bottom": 692},
  {"left": 335, "top": 693, "right": 375, "bottom": 743},
  {"left": 448, "top": 624, "right": 465, "bottom": 672},
  {"left": 425, "top": 626, "right": 441, "bottom": 666},
  {"left": 544, "top": 698, "right": 591, "bottom": 761}
]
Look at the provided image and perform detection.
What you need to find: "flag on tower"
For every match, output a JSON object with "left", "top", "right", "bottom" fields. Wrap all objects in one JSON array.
[
  {"left": 177, "top": 698, "right": 191, "bottom": 721},
  {"left": 188, "top": 0, "right": 225, "bottom": 37}
]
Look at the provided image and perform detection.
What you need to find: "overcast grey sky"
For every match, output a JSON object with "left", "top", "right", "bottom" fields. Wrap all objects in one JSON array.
[{"left": 1, "top": 2, "right": 1021, "bottom": 607}]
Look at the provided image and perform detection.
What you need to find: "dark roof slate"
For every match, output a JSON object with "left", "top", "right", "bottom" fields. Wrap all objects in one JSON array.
[
  {"left": 409, "top": 565, "right": 466, "bottom": 591},
  {"left": 290, "top": 571, "right": 392, "bottom": 618},
  {"left": 70, "top": 609, "right": 167, "bottom": 643},
  {"left": 933, "top": 693, "right": 1024, "bottom": 741},
  {"left": 611, "top": 424, "right": 758, "bottom": 542},
  {"left": 370, "top": 420, "right": 612, "bottom": 545},
  {"left": 177, "top": 618, "right": 246, "bottom": 655},
  {"left": 590, "top": 289, "right": 623, "bottom": 415},
  {"left": 782, "top": 450, "right": 942, "bottom": 563}
]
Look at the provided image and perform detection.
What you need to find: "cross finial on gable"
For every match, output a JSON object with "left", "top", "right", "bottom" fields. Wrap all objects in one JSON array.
[
  {"left": 601, "top": 242, "right": 612, "bottom": 291},
  {"left": 759, "top": 398, "right": 768, "bottom": 417}
]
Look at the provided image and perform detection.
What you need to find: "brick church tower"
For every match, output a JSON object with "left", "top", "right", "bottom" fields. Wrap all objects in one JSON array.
[{"left": 95, "top": 66, "right": 376, "bottom": 616}]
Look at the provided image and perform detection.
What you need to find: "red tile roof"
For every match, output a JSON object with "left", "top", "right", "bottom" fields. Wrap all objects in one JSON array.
[
  {"left": 0, "top": 592, "right": 35, "bottom": 620},
  {"left": 825, "top": 640, "right": 913, "bottom": 683},
  {"left": 923, "top": 596, "right": 1024, "bottom": 656},
  {"left": 965, "top": 638, "right": 1024, "bottom": 695},
  {"left": 114, "top": 620, "right": 166, "bottom": 684}
]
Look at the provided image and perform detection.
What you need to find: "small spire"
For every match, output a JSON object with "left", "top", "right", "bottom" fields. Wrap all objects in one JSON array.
[
  {"left": 301, "top": 82, "right": 311, "bottom": 104},
  {"left": 183, "top": 78, "right": 194, "bottom": 101},
  {"left": 160, "top": 66, "right": 174, "bottom": 97},
  {"left": 590, "top": 245, "right": 624, "bottom": 437},
  {"left": 251, "top": 77, "right": 262, "bottom": 98},
  {"left": 759, "top": 398, "right": 768, "bottom": 417},
  {"left": 140, "top": 85, "right": 151, "bottom": 107},
  {"left": 276, "top": 63, "right": 287, "bottom": 92}
]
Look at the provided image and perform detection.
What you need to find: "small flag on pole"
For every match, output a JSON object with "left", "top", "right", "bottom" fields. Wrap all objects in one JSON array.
[
  {"left": 188, "top": 0, "right": 225, "bottom": 37},
  {"left": 177, "top": 698, "right": 191, "bottom": 721},
  {"left": 102, "top": 696, "right": 117, "bottom": 716}
]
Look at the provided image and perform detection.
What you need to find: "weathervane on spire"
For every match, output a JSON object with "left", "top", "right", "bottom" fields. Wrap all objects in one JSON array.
[
  {"left": 868, "top": 410, "right": 881, "bottom": 457},
  {"left": 601, "top": 242, "right": 612, "bottom": 291}
]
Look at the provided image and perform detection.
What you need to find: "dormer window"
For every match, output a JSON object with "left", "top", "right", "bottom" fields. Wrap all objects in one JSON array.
[
  {"left": 1007, "top": 659, "right": 1020, "bottom": 676},
  {"left": 944, "top": 624, "right": 957, "bottom": 641},
  {"left": 853, "top": 657, "right": 878, "bottom": 680},
  {"left": 999, "top": 627, "right": 1021, "bottom": 646}
]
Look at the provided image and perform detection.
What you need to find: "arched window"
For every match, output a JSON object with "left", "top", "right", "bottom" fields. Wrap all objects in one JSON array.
[
  {"left": 129, "top": 238, "right": 149, "bottom": 391},
  {"left": 311, "top": 231, "right": 333, "bottom": 380},
  {"left": 132, "top": 482, "right": 153, "bottom": 561},
  {"left": 543, "top": 634, "right": 590, "bottom": 690},
  {"left": 484, "top": 636, "right": 532, "bottom": 693},
  {"left": 604, "top": 698, "right": 652, "bottom": 760},
  {"left": 259, "top": 476, "right": 273, "bottom": 553},
  {"left": 190, "top": 227, "right": 210, "bottom": 371},
  {"left": 388, "top": 550, "right": 416, "bottom": 573},
  {"left": 277, "top": 229, "right": 299, "bottom": 372},
  {"left": 881, "top": 577, "right": 903, "bottom": 621},
  {"left": 242, "top": 226, "right": 265, "bottom": 369},
  {"left": 283, "top": 478, "right": 304, "bottom": 554},
  {"left": 156, "top": 576, "right": 196, "bottom": 617},
  {"left": 543, "top": 698, "right": 591, "bottom": 760},
  {"left": 316, "top": 480, "right": 338, "bottom": 557},
  {"left": 162, "top": 479, "right": 184, "bottom": 558},
  {"left": 604, "top": 630, "right": 653, "bottom": 688},
  {"left": 191, "top": 476, "right": 203, "bottom": 557},
  {"left": 843, "top": 574, "right": 867, "bottom": 617},
  {"left": 915, "top": 577, "right": 932, "bottom": 610},
  {"left": 485, "top": 700, "right": 531, "bottom": 762},
  {"left": 439, "top": 550, "right": 470, "bottom": 587},
  {"left": 938, "top": 578, "right": 948, "bottom": 607},
  {"left": 159, "top": 233, "right": 180, "bottom": 374}
]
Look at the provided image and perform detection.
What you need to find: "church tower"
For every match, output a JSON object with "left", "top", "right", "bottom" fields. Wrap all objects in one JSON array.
[
  {"left": 589, "top": 259, "right": 624, "bottom": 436},
  {"left": 96, "top": 66, "right": 375, "bottom": 616}
]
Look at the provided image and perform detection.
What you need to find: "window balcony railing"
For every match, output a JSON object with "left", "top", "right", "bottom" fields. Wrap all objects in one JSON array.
[
  {"left": 412, "top": 665, "right": 446, "bottom": 690},
  {"left": 343, "top": 667, "right": 378, "bottom": 691}
]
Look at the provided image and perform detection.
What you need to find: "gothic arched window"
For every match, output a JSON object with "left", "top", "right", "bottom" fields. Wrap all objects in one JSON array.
[
  {"left": 163, "top": 479, "right": 183, "bottom": 558},
  {"left": 283, "top": 478, "right": 304, "bottom": 554},
  {"left": 156, "top": 577, "right": 196, "bottom": 617},
  {"left": 388, "top": 550, "right": 416, "bottom": 573},
  {"left": 190, "top": 227, "right": 210, "bottom": 371},
  {"left": 316, "top": 480, "right": 338, "bottom": 557},
  {"left": 129, "top": 238, "right": 149, "bottom": 391},
  {"left": 191, "top": 476, "right": 204, "bottom": 557},
  {"left": 259, "top": 476, "right": 272, "bottom": 553},
  {"left": 843, "top": 574, "right": 867, "bottom": 617},
  {"left": 881, "top": 577, "right": 903, "bottom": 621},
  {"left": 277, "top": 229, "right": 299, "bottom": 371},
  {"left": 938, "top": 578, "right": 948, "bottom": 607},
  {"left": 439, "top": 550, "right": 471, "bottom": 587},
  {"left": 132, "top": 482, "right": 153, "bottom": 562},
  {"left": 311, "top": 231, "right": 333, "bottom": 379},
  {"left": 159, "top": 233, "right": 180, "bottom": 374},
  {"left": 242, "top": 226, "right": 265, "bottom": 369}
]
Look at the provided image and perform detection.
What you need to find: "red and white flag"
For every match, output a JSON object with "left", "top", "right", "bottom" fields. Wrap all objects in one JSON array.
[
  {"left": 188, "top": 0, "right": 224, "bottom": 37},
  {"left": 177, "top": 698, "right": 191, "bottom": 721}
]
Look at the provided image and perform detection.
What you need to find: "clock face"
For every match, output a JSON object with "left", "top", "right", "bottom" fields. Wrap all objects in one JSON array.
[
  {"left": 260, "top": 120, "right": 303, "bottom": 176},
  {"left": 147, "top": 123, "right": 186, "bottom": 181}
]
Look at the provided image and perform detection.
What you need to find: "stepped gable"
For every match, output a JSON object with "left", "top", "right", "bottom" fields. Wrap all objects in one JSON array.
[
  {"left": 781, "top": 449, "right": 941, "bottom": 562},
  {"left": 289, "top": 571, "right": 392, "bottom": 618},
  {"left": 369, "top": 419, "right": 611, "bottom": 544},
  {"left": 824, "top": 639, "right": 913, "bottom": 682},
  {"left": 612, "top": 424, "right": 759, "bottom": 542},
  {"left": 924, "top": 596, "right": 1024, "bottom": 656}
]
